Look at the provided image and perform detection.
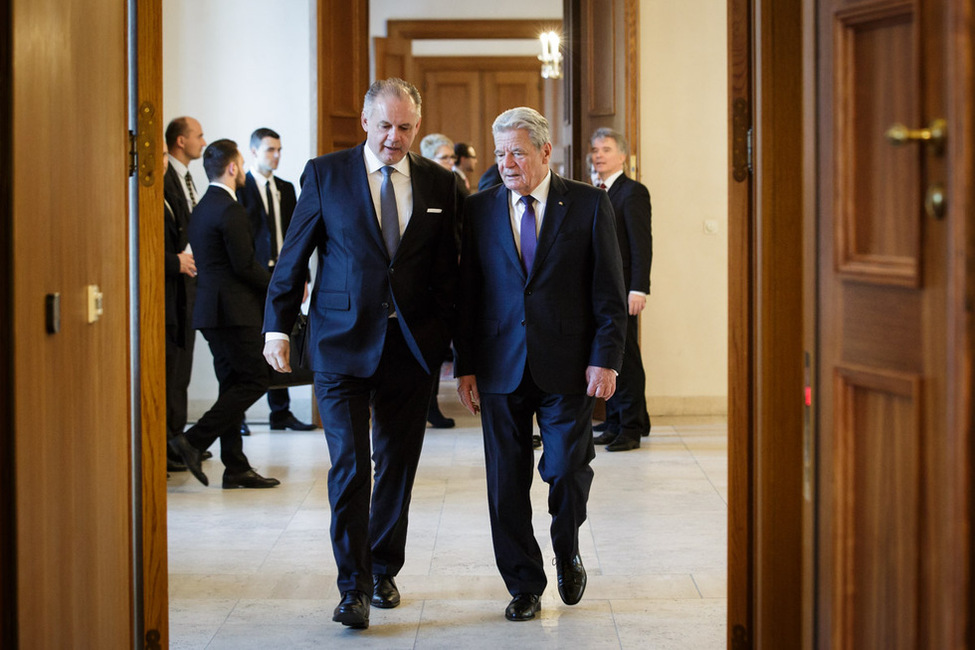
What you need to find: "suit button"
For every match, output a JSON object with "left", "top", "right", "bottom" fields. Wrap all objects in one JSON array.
[
  {"left": 525, "top": 289, "right": 532, "bottom": 296},
  {"left": 521, "top": 320, "right": 526, "bottom": 326},
  {"left": 381, "top": 302, "right": 389, "bottom": 310},
  {"left": 389, "top": 267, "right": 394, "bottom": 274}
]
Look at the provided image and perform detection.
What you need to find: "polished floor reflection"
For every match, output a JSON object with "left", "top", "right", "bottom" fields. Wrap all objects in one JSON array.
[{"left": 168, "top": 398, "right": 727, "bottom": 649}]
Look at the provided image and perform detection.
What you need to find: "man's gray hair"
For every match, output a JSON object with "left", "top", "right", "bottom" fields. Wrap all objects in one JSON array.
[
  {"left": 590, "top": 127, "right": 628, "bottom": 156},
  {"left": 420, "top": 133, "right": 454, "bottom": 160},
  {"left": 363, "top": 78, "right": 422, "bottom": 119},
  {"left": 492, "top": 107, "right": 550, "bottom": 149}
]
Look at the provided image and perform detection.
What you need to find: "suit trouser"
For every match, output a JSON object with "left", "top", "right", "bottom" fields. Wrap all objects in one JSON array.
[
  {"left": 604, "top": 313, "right": 650, "bottom": 439},
  {"left": 479, "top": 365, "right": 596, "bottom": 597},
  {"left": 184, "top": 325, "right": 269, "bottom": 475},
  {"left": 169, "top": 279, "right": 196, "bottom": 438},
  {"left": 313, "top": 318, "right": 433, "bottom": 595},
  {"left": 267, "top": 388, "right": 290, "bottom": 418}
]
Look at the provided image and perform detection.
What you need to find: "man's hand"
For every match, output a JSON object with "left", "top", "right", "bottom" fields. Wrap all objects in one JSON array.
[
  {"left": 178, "top": 251, "right": 196, "bottom": 277},
  {"left": 264, "top": 339, "right": 291, "bottom": 373},
  {"left": 457, "top": 374, "right": 480, "bottom": 415},
  {"left": 628, "top": 293, "right": 646, "bottom": 316},
  {"left": 585, "top": 366, "right": 617, "bottom": 399}
]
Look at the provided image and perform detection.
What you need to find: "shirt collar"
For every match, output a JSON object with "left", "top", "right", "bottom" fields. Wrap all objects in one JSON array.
[
  {"left": 210, "top": 182, "right": 237, "bottom": 199},
  {"left": 364, "top": 144, "right": 412, "bottom": 178},
  {"left": 168, "top": 155, "right": 189, "bottom": 178},
  {"left": 600, "top": 169, "right": 625, "bottom": 190},
  {"left": 250, "top": 166, "right": 274, "bottom": 188},
  {"left": 509, "top": 169, "right": 552, "bottom": 209}
]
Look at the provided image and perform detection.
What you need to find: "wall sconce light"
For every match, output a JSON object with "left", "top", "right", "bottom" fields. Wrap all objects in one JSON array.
[{"left": 538, "top": 31, "right": 563, "bottom": 79}]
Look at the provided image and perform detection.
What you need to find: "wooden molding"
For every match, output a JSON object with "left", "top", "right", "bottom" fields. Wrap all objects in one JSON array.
[{"left": 386, "top": 19, "right": 560, "bottom": 41}]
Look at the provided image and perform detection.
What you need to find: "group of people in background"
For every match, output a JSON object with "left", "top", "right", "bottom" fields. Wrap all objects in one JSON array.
[
  {"left": 163, "top": 119, "right": 315, "bottom": 488},
  {"left": 164, "top": 76, "right": 653, "bottom": 629}
]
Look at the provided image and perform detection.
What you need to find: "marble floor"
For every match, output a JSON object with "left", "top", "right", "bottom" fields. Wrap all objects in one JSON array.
[{"left": 167, "top": 396, "right": 727, "bottom": 649}]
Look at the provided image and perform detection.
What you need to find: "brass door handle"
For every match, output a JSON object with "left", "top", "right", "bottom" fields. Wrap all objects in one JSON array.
[{"left": 885, "top": 118, "right": 946, "bottom": 154}]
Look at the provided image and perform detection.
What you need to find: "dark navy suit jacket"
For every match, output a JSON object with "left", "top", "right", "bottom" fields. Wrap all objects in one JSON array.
[
  {"left": 263, "top": 144, "right": 460, "bottom": 377},
  {"left": 455, "top": 172, "right": 627, "bottom": 395}
]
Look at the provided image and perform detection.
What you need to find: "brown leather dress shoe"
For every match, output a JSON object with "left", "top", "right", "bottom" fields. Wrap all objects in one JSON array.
[
  {"left": 221, "top": 469, "right": 280, "bottom": 489},
  {"left": 332, "top": 590, "right": 370, "bottom": 629},
  {"left": 372, "top": 574, "right": 401, "bottom": 608},
  {"left": 505, "top": 593, "right": 541, "bottom": 621}
]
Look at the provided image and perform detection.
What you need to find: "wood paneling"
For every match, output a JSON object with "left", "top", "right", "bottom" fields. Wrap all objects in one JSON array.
[
  {"left": 726, "top": 0, "right": 754, "bottom": 646},
  {"left": 317, "top": 0, "right": 369, "bottom": 154},
  {"left": 11, "top": 0, "right": 133, "bottom": 645},
  {"left": 0, "top": 0, "right": 14, "bottom": 643},
  {"left": 136, "top": 0, "right": 168, "bottom": 646}
]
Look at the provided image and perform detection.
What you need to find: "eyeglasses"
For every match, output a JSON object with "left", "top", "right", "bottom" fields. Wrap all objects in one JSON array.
[{"left": 436, "top": 154, "right": 457, "bottom": 161}]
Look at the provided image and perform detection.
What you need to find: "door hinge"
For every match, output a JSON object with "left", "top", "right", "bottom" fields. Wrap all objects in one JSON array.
[
  {"left": 746, "top": 127, "right": 753, "bottom": 175},
  {"left": 128, "top": 129, "right": 138, "bottom": 178},
  {"left": 133, "top": 101, "right": 158, "bottom": 186},
  {"left": 732, "top": 97, "right": 751, "bottom": 182}
]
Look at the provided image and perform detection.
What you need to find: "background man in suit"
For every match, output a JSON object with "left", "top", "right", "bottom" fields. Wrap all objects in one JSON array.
[
  {"left": 453, "top": 142, "right": 477, "bottom": 192},
  {"left": 163, "top": 151, "right": 196, "bottom": 472},
  {"left": 163, "top": 116, "right": 205, "bottom": 465},
  {"left": 169, "top": 139, "right": 280, "bottom": 490},
  {"left": 237, "top": 127, "right": 315, "bottom": 432},
  {"left": 263, "top": 78, "right": 459, "bottom": 630},
  {"left": 455, "top": 107, "right": 626, "bottom": 622},
  {"left": 590, "top": 128, "right": 653, "bottom": 451}
]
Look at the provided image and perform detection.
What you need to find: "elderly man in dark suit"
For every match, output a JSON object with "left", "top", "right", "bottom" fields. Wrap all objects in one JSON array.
[
  {"left": 263, "top": 78, "right": 460, "bottom": 630},
  {"left": 589, "top": 127, "right": 653, "bottom": 451},
  {"left": 455, "top": 107, "right": 627, "bottom": 622},
  {"left": 168, "top": 139, "right": 280, "bottom": 490},
  {"left": 237, "top": 127, "right": 315, "bottom": 432}
]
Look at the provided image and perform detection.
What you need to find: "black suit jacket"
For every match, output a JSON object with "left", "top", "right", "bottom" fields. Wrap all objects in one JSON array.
[
  {"left": 455, "top": 173, "right": 627, "bottom": 395},
  {"left": 237, "top": 171, "right": 298, "bottom": 268},
  {"left": 606, "top": 173, "right": 652, "bottom": 293},
  {"left": 189, "top": 186, "right": 271, "bottom": 329},
  {"left": 264, "top": 144, "right": 460, "bottom": 377},
  {"left": 163, "top": 164, "right": 193, "bottom": 342}
]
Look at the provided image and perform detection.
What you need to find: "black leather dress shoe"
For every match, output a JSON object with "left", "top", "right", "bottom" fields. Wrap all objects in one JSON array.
[
  {"left": 240, "top": 421, "right": 250, "bottom": 436},
  {"left": 167, "top": 458, "right": 187, "bottom": 472},
  {"left": 372, "top": 574, "right": 401, "bottom": 608},
  {"left": 505, "top": 593, "right": 541, "bottom": 621},
  {"left": 427, "top": 411, "right": 455, "bottom": 428},
  {"left": 269, "top": 413, "right": 316, "bottom": 431},
  {"left": 221, "top": 469, "right": 280, "bottom": 489},
  {"left": 593, "top": 430, "right": 618, "bottom": 445},
  {"left": 202, "top": 450, "right": 213, "bottom": 460},
  {"left": 593, "top": 421, "right": 610, "bottom": 432},
  {"left": 169, "top": 434, "right": 207, "bottom": 486},
  {"left": 532, "top": 435, "right": 542, "bottom": 449},
  {"left": 332, "top": 590, "right": 370, "bottom": 629},
  {"left": 606, "top": 436, "right": 640, "bottom": 452},
  {"left": 556, "top": 554, "right": 587, "bottom": 605}
]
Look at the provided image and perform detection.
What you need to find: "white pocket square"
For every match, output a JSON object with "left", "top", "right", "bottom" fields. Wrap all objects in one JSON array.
[{"left": 426, "top": 207, "right": 443, "bottom": 213}]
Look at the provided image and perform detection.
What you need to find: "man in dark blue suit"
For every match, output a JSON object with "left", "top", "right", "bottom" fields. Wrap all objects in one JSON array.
[
  {"left": 263, "top": 78, "right": 460, "bottom": 630},
  {"left": 455, "top": 107, "right": 627, "bottom": 621},
  {"left": 590, "top": 127, "right": 653, "bottom": 451},
  {"left": 237, "top": 127, "right": 315, "bottom": 432},
  {"left": 169, "top": 139, "right": 280, "bottom": 490}
]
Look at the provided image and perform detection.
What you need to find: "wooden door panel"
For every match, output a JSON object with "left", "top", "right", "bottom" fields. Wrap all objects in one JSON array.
[
  {"left": 833, "top": 366, "right": 921, "bottom": 648},
  {"left": 834, "top": 5, "right": 920, "bottom": 285},
  {"left": 12, "top": 0, "right": 132, "bottom": 644},
  {"left": 423, "top": 70, "right": 481, "bottom": 153}
]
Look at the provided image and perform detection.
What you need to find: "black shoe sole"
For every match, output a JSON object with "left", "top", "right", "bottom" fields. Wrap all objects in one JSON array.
[{"left": 332, "top": 612, "right": 369, "bottom": 629}]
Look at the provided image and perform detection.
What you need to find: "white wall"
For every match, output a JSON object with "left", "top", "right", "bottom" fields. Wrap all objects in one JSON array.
[
  {"left": 164, "top": 0, "right": 316, "bottom": 419},
  {"left": 639, "top": 0, "right": 728, "bottom": 414}
]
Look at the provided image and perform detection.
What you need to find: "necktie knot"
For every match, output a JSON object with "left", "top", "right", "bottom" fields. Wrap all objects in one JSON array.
[{"left": 598, "top": 181, "right": 607, "bottom": 190}]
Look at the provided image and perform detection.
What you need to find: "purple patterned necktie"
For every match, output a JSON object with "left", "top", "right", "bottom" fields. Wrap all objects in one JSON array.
[{"left": 520, "top": 195, "right": 536, "bottom": 274}]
